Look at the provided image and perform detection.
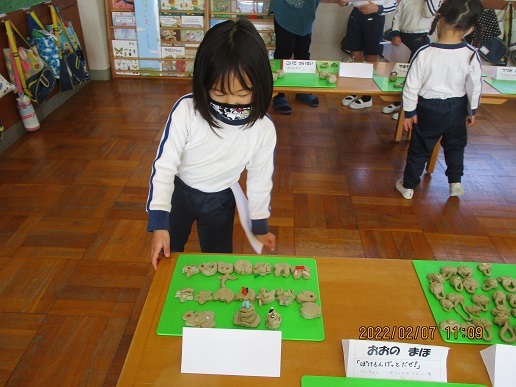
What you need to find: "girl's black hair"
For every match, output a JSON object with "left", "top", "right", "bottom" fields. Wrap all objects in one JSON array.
[
  {"left": 428, "top": 0, "right": 484, "bottom": 47},
  {"left": 192, "top": 18, "right": 273, "bottom": 130}
]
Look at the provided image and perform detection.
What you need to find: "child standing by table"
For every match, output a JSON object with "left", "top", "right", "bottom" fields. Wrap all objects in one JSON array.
[
  {"left": 395, "top": 0, "right": 484, "bottom": 200},
  {"left": 338, "top": 0, "right": 398, "bottom": 109},
  {"left": 146, "top": 19, "right": 277, "bottom": 269},
  {"left": 382, "top": 0, "right": 443, "bottom": 120}
]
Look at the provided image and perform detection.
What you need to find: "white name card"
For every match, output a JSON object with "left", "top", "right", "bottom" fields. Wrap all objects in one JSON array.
[
  {"left": 182, "top": 327, "right": 282, "bottom": 377},
  {"left": 181, "top": 15, "right": 204, "bottom": 28},
  {"left": 393, "top": 63, "right": 410, "bottom": 77},
  {"left": 283, "top": 60, "right": 316, "bottom": 74},
  {"left": 481, "top": 344, "right": 516, "bottom": 387},
  {"left": 161, "top": 46, "right": 185, "bottom": 58},
  {"left": 493, "top": 67, "right": 516, "bottom": 81},
  {"left": 339, "top": 62, "right": 374, "bottom": 79},
  {"left": 342, "top": 339, "right": 449, "bottom": 382}
]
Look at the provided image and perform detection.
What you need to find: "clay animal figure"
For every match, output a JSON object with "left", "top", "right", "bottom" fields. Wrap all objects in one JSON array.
[
  {"left": 213, "top": 273, "right": 237, "bottom": 303},
  {"left": 273, "top": 262, "right": 290, "bottom": 278},
  {"left": 217, "top": 261, "right": 233, "bottom": 275},
  {"left": 252, "top": 262, "right": 271, "bottom": 277},
  {"left": 482, "top": 278, "right": 498, "bottom": 291},
  {"left": 492, "top": 290, "right": 506, "bottom": 307},
  {"left": 291, "top": 265, "right": 310, "bottom": 280},
  {"left": 296, "top": 290, "right": 318, "bottom": 303},
  {"left": 449, "top": 275, "right": 464, "bottom": 292},
  {"left": 477, "top": 263, "right": 492, "bottom": 276},
  {"left": 507, "top": 293, "right": 516, "bottom": 308},
  {"left": 175, "top": 288, "right": 194, "bottom": 302},
  {"left": 457, "top": 265, "right": 473, "bottom": 279},
  {"left": 233, "top": 302, "right": 260, "bottom": 328},
  {"left": 497, "top": 276, "right": 516, "bottom": 293},
  {"left": 440, "top": 298, "right": 454, "bottom": 312},
  {"left": 256, "top": 288, "right": 276, "bottom": 306},
  {"left": 472, "top": 318, "right": 493, "bottom": 341},
  {"left": 234, "top": 259, "right": 252, "bottom": 275},
  {"left": 300, "top": 302, "right": 321, "bottom": 319},
  {"left": 276, "top": 288, "right": 295, "bottom": 306},
  {"left": 426, "top": 273, "right": 444, "bottom": 283},
  {"left": 194, "top": 290, "right": 213, "bottom": 305},
  {"left": 235, "top": 286, "right": 256, "bottom": 302},
  {"left": 446, "top": 293, "right": 472, "bottom": 321},
  {"left": 439, "top": 266, "right": 458, "bottom": 280},
  {"left": 265, "top": 307, "right": 282, "bottom": 330},
  {"left": 199, "top": 262, "right": 217, "bottom": 276},
  {"left": 183, "top": 311, "right": 216, "bottom": 328},
  {"left": 182, "top": 264, "right": 199, "bottom": 278},
  {"left": 471, "top": 294, "right": 490, "bottom": 311},
  {"left": 462, "top": 277, "right": 478, "bottom": 294},
  {"left": 429, "top": 281, "right": 445, "bottom": 300}
]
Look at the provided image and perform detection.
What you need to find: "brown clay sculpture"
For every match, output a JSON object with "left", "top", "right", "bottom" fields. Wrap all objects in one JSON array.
[
  {"left": 265, "top": 307, "right": 282, "bottom": 330},
  {"left": 234, "top": 259, "right": 253, "bottom": 275},
  {"left": 276, "top": 288, "right": 296, "bottom": 306},
  {"left": 457, "top": 265, "right": 473, "bottom": 279},
  {"left": 183, "top": 311, "right": 216, "bottom": 328},
  {"left": 462, "top": 277, "right": 479, "bottom": 294},
  {"left": 497, "top": 276, "right": 516, "bottom": 293},
  {"left": 440, "top": 266, "right": 458, "bottom": 280},
  {"left": 477, "top": 263, "right": 492, "bottom": 276},
  {"left": 482, "top": 278, "right": 498, "bottom": 291},
  {"left": 471, "top": 294, "right": 490, "bottom": 311},
  {"left": 449, "top": 275, "right": 464, "bottom": 292}
]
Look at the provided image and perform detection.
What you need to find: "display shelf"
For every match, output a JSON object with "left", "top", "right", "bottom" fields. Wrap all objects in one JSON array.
[{"left": 105, "top": 0, "right": 275, "bottom": 78}]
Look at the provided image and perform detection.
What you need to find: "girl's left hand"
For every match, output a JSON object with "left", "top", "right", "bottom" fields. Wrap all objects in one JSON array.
[
  {"left": 466, "top": 116, "right": 475, "bottom": 125},
  {"left": 256, "top": 232, "right": 276, "bottom": 252},
  {"left": 359, "top": 1, "right": 379, "bottom": 14},
  {"left": 404, "top": 115, "right": 417, "bottom": 131}
]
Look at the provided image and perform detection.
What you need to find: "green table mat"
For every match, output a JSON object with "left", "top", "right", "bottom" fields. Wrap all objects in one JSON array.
[
  {"left": 273, "top": 73, "right": 337, "bottom": 88},
  {"left": 373, "top": 76, "right": 405, "bottom": 92},
  {"left": 270, "top": 59, "right": 281, "bottom": 72},
  {"left": 157, "top": 254, "right": 325, "bottom": 341},
  {"left": 413, "top": 260, "right": 516, "bottom": 345},
  {"left": 301, "top": 376, "right": 486, "bottom": 387},
  {"left": 484, "top": 78, "right": 516, "bottom": 95}
]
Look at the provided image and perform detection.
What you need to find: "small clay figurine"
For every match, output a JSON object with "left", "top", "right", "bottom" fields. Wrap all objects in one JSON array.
[
  {"left": 234, "top": 259, "right": 253, "bottom": 275},
  {"left": 429, "top": 281, "right": 445, "bottom": 300},
  {"left": 175, "top": 288, "right": 195, "bottom": 303},
  {"left": 182, "top": 264, "right": 199, "bottom": 278},
  {"left": 471, "top": 294, "right": 490, "bottom": 311},
  {"left": 253, "top": 262, "right": 271, "bottom": 277},
  {"left": 389, "top": 71, "right": 397, "bottom": 82},
  {"left": 276, "top": 288, "right": 295, "bottom": 306},
  {"left": 296, "top": 290, "right": 318, "bottom": 303},
  {"left": 199, "top": 262, "right": 217, "bottom": 276},
  {"left": 300, "top": 302, "right": 321, "bottom": 319},
  {"left": 213, "top": 273, "right": 237, "bottom": 303},
  {"left": 217, "top": 261, "right": 233, "bottom": 275},
  {"left": 457, "top": 265, "right": 473, "bottom": 279},
  {"left": 507, "top": 293, "right": 516, "bottom": 308},
  {"left": 477, "top": 263, "right": 492, "bottom": 276},
  {"left": 393, "top": 81, "right": 404, "bottom": 88},
  {"left": 273, "top": 262, "right": 290, "bottom": 278},
  {"left": 481, "top": 278, "right": 498, "bottom": 291},
  {"left": 272, "top": 72, "right": 278, "bottom": 82},
  {"left": 449, "top": 275, "right": 464, "bottom": 292},
  {"left": 439, "top": 298, "right": 454, "bottom": 312},
  {"left": 194, "top": 290, "right": 213, "bottom": 305},
  {"left": 327, "top": 74, "right": 337, "bottom": 84},
  {"left": 492, "top": 290, "right": 506, "bottom": 307},
  {"left": 291, "top": 265, "right": 310, "bottom": 280},
  {"left": 265, "top": 307, "right": 282, "bottom": 330},
  {"left": 426, "top": 273, "right": 444, "bottom": 283},
  {"left": 446, "top": 293, "right": 472, "bottom": 321},
  {"left": 319, "top": 70, "right": 329, "bottom": 80},
  {"left": 182, "top": 311, "right": 216, "bottom": 328},
  {"left": 465, "top": 305, "right": 482, "bottom": 317},
  {"left": 473, "top": 318, "right": 493, "bottom": 341},
  {"left": 497, "top": 276, "right": 516, "bottom": 293},
  {"left": 320, "top": 61, "right": 329, "bottom": 68},
  {"left": 235, "top": 286, "right": 256, "bottom": 302},
  {"left": 439, "top": 266, "right": 458, "bottom": 280},
  {"left": 256, "top": 288, "right": 276, "bottom": 306},
  {"left": 233, "top": 302, "right": 261, "bottom": 328},
  {"left": 462, "top": 277, "right": 478, "bottom": 294}
]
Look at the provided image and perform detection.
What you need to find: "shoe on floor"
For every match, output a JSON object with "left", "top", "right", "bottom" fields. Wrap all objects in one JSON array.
[
  {"left": 349, "top": 98, "right": 373, "bottom": 109},
  {"left": 396, "top": 179, "right": 414, "bottom": 200},
  {"left": 296, "top": 93, "right": 319, "bottom": 107},
  {"left": 382, "top": 103, "right": 401, "bottom": 114},
  {"left": 272, "top": 96, "right": 293, "bottom": 114},
  {"left": 392, "top": 112, "right": 399, "bottom": 120},
  {"left": 342, "top": 95, "right": 357, "bottom": 106},
  {"left": 450, "top": 182, "right": 464, "bottom": 197}
]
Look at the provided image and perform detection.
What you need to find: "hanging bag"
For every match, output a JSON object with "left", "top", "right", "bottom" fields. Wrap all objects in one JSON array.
[
  {"left": 0, "top": 72, "right": 16, "bottom": 99},
  {"left": 4, "top": 20, "right": 56, "bottom": 106},
  {"left": 27, "top": 11, "right": 60, "bottom": 78},
  {"left": 51, "top": 5, "right": 87, "bottom": 84},
  {"left": 48, "top": 5, "right": 74, "bottom": 91}
]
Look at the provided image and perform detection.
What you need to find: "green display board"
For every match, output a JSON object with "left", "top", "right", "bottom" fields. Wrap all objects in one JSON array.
[
  {"left": 0, "top": 0, "right": 45, "bottom": 14},
  {"left": 157, "top": 254, "right": 325, "bottom": 341},
  {"left": 484, "top": 78, "right": 516, "bottom": 95},
  {"left": 373, "top": 76, "right": 405, "bottom": 92},
  {"left": 413, "top": 260, "right": 516, "bottom": 345},
  {"left": 273, "top": 73, "right": 337, "bottom": 88},
  {"left": 301, "top": 376, "right": 486, "bottom": 387}
]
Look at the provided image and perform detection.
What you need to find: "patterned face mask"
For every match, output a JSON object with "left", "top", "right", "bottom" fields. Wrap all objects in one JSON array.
[{"left": 209, "top": 98, "right": 252, "bottom": 125}]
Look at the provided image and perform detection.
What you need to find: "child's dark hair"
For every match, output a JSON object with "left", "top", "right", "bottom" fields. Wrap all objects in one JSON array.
[
  {"left": 428, "top": 0, "right": 484, "bottom": 47},
  {"left": 192, "top": 18, "right": 273, "bottom": 129}
]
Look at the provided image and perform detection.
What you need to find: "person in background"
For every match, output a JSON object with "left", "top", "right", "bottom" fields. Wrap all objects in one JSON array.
[
  {"left": 338, "top": 0, "right": 398, "bottom": 109},
  {"left": 269, "top": 0, "right": 321, "bottom": 114},
  {"left": 382, "top": 0, "right": 443, "bottom": 120},
  {"left": 395, "top": 0, "right": 483, "bottom": 200},
  {"left": 147, "top": 19, "right": 277, "bottom": 269}
]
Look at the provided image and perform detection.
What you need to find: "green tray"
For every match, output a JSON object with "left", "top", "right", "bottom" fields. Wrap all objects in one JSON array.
[
  {"left": 301, "top": 376, "right": 486, "bottom": 387},
  {"left": 484, "top": 78, "right": 516, "bottom": 95},
  {"left": 372, "top": 76, "right": 405, "bottom": 92},
  {"left": 316, "top": 60, "right": 341, "bottom": 74},
  {"left": 157, "top": 254, "right": 325, "bottom": 341},
  {"left": 413, "top": 260, "right": 516, "bottom": 345},
  {"left": 273, "top": 73, "right": 337, "bottom": 88}
]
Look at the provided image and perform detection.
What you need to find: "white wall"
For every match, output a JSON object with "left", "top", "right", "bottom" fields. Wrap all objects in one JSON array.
[{"left": 77, "top": 0, "right": 110, "bottom": 72}]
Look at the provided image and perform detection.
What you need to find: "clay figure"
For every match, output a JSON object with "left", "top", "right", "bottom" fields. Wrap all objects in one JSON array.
[
  {"left": 477, "top": 263, "right": 492, "bottom": 276},
  {"left": 497, "top": 276, "right": 516, "bottom": 293},
  {"left": 492, "top": 290, "right": 506, "bottom": 307},
  {"left": 291, "top": 265, "right": 310, "bottom": 280},
  {"left": 199, "top": 262, "right": 217, "bottom": 276},
  {"left": 194, "top": 290, "right": 213, "bottom": 305},
  {"left": 182, "top": 264, "right": 199, "bottom": 278},
  {"left": 482, "top": 278, "right": 498, "bottom": 291},
  {"left": 327, "top": 74, "right": 337, "bottom": 84},
  {"left": 429, "top": 281, "right": 445, "bottom": 300},
  {"left": 393, "top": 82, "right": 404, "bottom": 88},
  {"left": 457, "top": 265, "right": 473, "bottom": 279},
  {"left": 300, "top": 302, "right": 321, "bottom": 319},
  {"left": 440, "top": 298, "right": 454, "bottom": 312},
  {"left": 465, "top": 305, "right": 482, "bottom": 317},
  {"left": 472, "top": 318, "right": 493, "bottom": 341},
  {"left": 507, "top": 293, "right": 516, "bottom": 308},
  {"left": 235, "top": 286, "right": 256, "bottom": 302},
  {"left": 256, "top": 288, "right": 276, "bottom": 306},
  {"left": 182, "top": 311, "right": 216, "bottom": 328},
  {"left": 272, "top": 72, "right": 278, "bottom": 82},
  {"left": 273, "top": 262, "right": 291, "bottom": 278},
  {"left": 462, "top": 277, "right": 478, "bottom": 294},
  {"left": 389, "top": 71, "right": 397, "bottom": 82},
  {"left": 449, "top": 275, "right": 463, "bottom": 292},
  {"left": 446, "top": 293, "right": 472, "bottom": 321},
  {"left": 426, "top": 273, "right": 444, "bottom": 283},
  {"left": 296, "top": 290, "right": 318, "bottom": 303},
  {"left": 440, "top": 266, "right": 458, "bottom": 280},
  {"left": 492, "top": 313, "right": 516, "bottom": 343},
  {"left": 217, "top": 261, "right": 233, "bottom": 275},
  {"left": 234, "top": 259, "right": 253, "bottom": 275},
  {"left": 276, "top": 288, "right": 295, "bottom": 306},
  {"left": 320, "top": 61, "right": 329, "bottom": 68},
  {"left": 213, "top": 273, "right": 237, "bottom": 303},
  {"left": 319, "top": 70, "right": 329, "bottom": 80},
  {"left": 175, "top": 288, "right": 195, "bottom": 303},
  {"left": 253, "top": 262, "right": 271, "bottom": 277},
  {"left": 471, "top": 294, "right": 490, "bottom": 311},
  {"left": 233, "top": 302, "right": 261, "bottom": 328},
  {"left": 265, "top": 307, "right": 282, "bottom": 330}
]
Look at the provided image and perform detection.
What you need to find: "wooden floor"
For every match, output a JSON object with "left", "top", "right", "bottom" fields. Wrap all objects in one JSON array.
[{"left": 0, "top": 79, "right": 515, "bottom": 386}]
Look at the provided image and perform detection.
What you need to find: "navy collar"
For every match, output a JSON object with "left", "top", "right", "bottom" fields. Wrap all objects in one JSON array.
[{"left": 430, "top": 41, "right": 468, "bottom": 49}]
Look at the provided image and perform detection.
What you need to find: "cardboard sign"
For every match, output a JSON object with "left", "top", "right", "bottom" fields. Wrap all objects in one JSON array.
[{"left": 393, "top": 63, "right": 410, "bottom": 77}]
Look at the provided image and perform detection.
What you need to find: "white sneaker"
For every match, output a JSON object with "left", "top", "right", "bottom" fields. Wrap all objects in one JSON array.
[
  {"left": 450, "top": 183, "right": 464, "bottom": 197},
  {"left": 342, "top": 95, "right": 358, "bottom": 106},
  {"left": 396, "top": 179, "right": 414, "bottom": 200},
  {"left": 392, "top": 112, "right": 399, "bottom": 120},
  {"left": 382, "top": 103, "right": 401, "bottom": 114},
  {"left": 349, "top": 98, "right": 373, "bottom": 109}
]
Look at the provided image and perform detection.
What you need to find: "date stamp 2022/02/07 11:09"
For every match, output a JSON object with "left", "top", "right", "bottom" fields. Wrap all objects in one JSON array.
[{"left": 359, "top": 326, "right": 437, "bottom": 341}]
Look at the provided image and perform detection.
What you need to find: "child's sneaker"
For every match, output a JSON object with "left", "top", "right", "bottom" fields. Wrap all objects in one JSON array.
[
  {"left": 449, "top": 183, "right": 464, "bottom": 197},
  {"left": 396, "top": 179, "right": 413, "bottom": 200}
]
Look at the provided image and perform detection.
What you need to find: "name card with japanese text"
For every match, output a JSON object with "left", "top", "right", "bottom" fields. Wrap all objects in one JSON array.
[
  {"left": 493, "top": 67, "right": 516, "bottom": 81},
  {"left": 393, "top": 63, "right": 410, "bottom": 77},
  {"left": 342, "top": 339, "right": 449, "bottom": 382},
  {"left": 283, "top": 60, "right": 316, "bottom": 74},
  {"left": 339, "top": 63, "right": 373, "bottom": 79}
]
